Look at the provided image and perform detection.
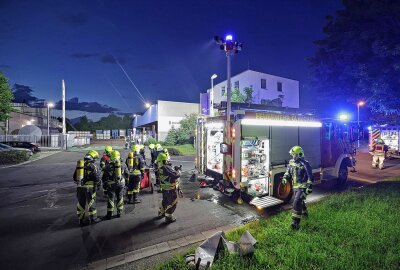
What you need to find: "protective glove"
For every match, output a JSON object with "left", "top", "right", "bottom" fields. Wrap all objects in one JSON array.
[
  {"left": 281, "top": 178, "right": 287, "bottom": 185},
  {"left": 305, "top": 184, "right": 313, "bottom": 195}
]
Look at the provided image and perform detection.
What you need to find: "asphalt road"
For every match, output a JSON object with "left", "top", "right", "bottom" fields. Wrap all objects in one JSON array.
[{"left": 0, "top": 150, "right": 370, "bottom": 270}]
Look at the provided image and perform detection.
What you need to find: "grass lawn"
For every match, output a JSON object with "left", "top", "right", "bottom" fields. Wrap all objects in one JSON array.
[
  {"left": 169, "top": 144, "right": 196, "bottom": 156},
  {"left": 158, "top": 181, "right": 400, "bottom": 270}
]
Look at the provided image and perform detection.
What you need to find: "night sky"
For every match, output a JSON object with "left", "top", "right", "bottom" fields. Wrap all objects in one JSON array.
[{"left": 0, "top": 0, "right": 343, "bottom": 113}]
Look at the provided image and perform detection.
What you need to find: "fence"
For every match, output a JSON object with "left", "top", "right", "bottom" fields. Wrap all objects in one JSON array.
[{"left": 0, "top": 134, "right": 69, "bottom": 149}]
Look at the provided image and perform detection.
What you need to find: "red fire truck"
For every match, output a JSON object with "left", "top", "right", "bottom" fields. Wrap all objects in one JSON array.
[{"left": 196, "top": 111, "right": 357, "bottom": 209}]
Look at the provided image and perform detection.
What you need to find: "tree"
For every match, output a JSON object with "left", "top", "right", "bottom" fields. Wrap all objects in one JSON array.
[
  {"left": 244, "top": 87, "right": 253, "bottom": 104},
  {"left": 164, "top": 113, "right": 197, "bottom": 145},
  {"left": 231, "top": 87, "right": 246, "bottom": 103},
  {"left": 164, "top": 126, "right": 178, "bottom": 146},
  {"left": 0, "top": 71, "right": 14, "bottom": 127},
  {"left": 309, "top": 0, "right": 400, "bottom": 119},
  {"left": 176, "top": 113, "right": 197, "bottom": 144}
]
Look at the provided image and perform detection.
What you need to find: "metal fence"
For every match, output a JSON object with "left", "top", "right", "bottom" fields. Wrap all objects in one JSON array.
[{"left": 0, "top": 134, "right": 68, "bottom": 149}]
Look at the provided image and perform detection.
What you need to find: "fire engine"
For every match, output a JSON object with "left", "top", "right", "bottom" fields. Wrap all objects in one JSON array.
[
  {"left": 196, "top": 111, "right": 357, "bottom": 209},
  {"left": 369, "top": 126, "right": 400, "bottom": 157}
]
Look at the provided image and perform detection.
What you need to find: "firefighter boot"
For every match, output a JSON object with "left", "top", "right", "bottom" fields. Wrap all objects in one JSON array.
[
  {"left": 79, "top": 219, "right": 85, "bottom": 227},
  {"left": 291, "top": 217, "right": 300, "bottom": 230},
  {"left": 90, "top": 216, "right": 100, "bottom": 224},
  {"left": 132, "top": 194, "right": 141, "bottom": 204},
  {"left": 165, "top": 216, "right": 176, "bottom": 224}
]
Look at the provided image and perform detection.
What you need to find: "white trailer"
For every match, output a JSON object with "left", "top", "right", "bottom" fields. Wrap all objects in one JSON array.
[{"left": 197, "top": 112, "right": 356, "bottom": 209}]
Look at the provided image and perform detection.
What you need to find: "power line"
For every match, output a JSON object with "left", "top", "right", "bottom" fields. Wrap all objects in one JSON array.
[
  {"left": 112, "top": 55, "right": 146, "bottom": 103},
  {"left": 106, "top": 79, "right": 134, "bottom": 111}
]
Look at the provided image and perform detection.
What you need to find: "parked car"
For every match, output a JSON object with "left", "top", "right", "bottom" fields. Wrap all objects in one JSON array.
[
  {"left": 0, "top": 143, "right": 33, "bottom": 156},
  {"left": 0, "top": 141, "right": 41, "bottom": 153}
]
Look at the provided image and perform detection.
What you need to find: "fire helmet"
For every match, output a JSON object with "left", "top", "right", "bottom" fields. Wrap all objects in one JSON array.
[{"left": 289, "top": 146, "right": 304, "bottom": 159}]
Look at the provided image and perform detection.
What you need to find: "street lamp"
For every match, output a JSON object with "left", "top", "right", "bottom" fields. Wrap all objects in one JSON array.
[
  {"left": 145, "top": 103, "right": 151, "bottom": 108},
  {"left": 47, "top": 102, "right": 54, "bottom": 136},
  {"left": 357, "top": 101, "right": 365, "bottom": 148},
  {"left": 214, "top": 34, "right": 243, "bottom": 142},
  {"left": 210, "top": 74, "right": 218, "bottom": 116}
]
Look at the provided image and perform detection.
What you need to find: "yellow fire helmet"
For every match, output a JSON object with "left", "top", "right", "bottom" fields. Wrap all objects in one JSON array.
[
  {"left": 110, "top": 150, "right": 120, "bottom": 161},
  {"left": 289, "top": 146, "right": 304, "bottom": 159},
  {"left": 131, "top": 144, "right": 140, "bottom": 153},
  {"left": 105, "top": 146, "right": 113, "bottom": 155},
  {"left": 86, "top": 150, "right": 99, "bottom": 160},
  {"left": 149, "top": 143, "right": 155, "bottom": 149}
]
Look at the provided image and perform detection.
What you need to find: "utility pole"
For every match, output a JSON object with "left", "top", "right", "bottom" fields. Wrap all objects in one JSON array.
[{"left": 62, "top": 80, "right": 66, "bottom": 135}]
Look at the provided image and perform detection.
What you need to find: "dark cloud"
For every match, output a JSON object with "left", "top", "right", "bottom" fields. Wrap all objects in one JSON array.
[
  {"left": 61, "top": 12, "right": 89, "bottom": 27},
  {"left": 100, "top": 54, "right": 127, "bottom": 64},
  {"left": 69, "top": 52, "right": 100, "bottom": 59},
  {"left": 136, "top": 64, "right": 162, "bottom": 71},
  {"left": 55, "top": 97, "right": 118, "bottom": 113}
]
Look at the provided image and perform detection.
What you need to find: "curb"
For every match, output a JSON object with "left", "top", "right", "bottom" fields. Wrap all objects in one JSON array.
[
  {"left": 85, "top": 224, "right": 235, "bottom": 270},
  {"left": 0, "top": 151, "right": 61, "bottom": 170}
]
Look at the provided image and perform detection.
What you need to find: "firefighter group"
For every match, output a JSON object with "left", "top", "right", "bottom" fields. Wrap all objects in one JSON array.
[{"left": 73, "top": 143, "right": 181, "bottom": 226}]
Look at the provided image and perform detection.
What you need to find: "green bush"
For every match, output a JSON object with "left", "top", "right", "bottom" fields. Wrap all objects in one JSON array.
[
  {"left": 146, "top": 137, "right": 158, "bottom": 146},
  {"left": 0, "top": 150, "right": 30, "bottom": 165},
  {"left": 166, "top": 147, "right": 182, "bottom": 156}
]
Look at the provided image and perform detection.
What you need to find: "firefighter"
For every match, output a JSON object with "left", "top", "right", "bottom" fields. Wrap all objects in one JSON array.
[
  {"left": 102, "top": 150, "right": 126, "bottom": 219},
  {"left": 73, "top": 150, "right": 101, "bottom": 226},
  {"left": 370, "top": 138, "right": 388, "bottom": 170},
  {"left": 100, "top": 146, "right": 113, "bottom": 171},
  {"left": 154, "top": 144, "right": 164, "bottom": 187},
  {"left": 282, "top": 146, "right": 313, "bottom": 230},
  {"left": 125, "top": 145, "right": 145, "bottom": 204},
  {"left": 157, "top": 153, "right": 181, "bottom": 223},
  {"left": 149, "top": 143, "right": 156, "bottom": 166},
  {"left": 139, "top": 144, "right": 146, "bottom": 165}
]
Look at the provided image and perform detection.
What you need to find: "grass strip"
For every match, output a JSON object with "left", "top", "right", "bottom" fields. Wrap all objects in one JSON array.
[{"left": 158, "top": 181, "right": 400, "bottom": 270}]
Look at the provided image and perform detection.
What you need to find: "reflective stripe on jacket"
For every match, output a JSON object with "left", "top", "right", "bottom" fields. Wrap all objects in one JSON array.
[{"left": 283, "top": 158, "right": 313, "bottom": 189}]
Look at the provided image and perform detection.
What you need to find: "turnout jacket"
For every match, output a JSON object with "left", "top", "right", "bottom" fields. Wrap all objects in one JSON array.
[
  {"left": 160, "top": 164, "right": 180, "bottom": 191},
  {"left": 125, "top": 153, "right": 145, "bottom": 176},
  {"left": 73, "top": 160, "right": 101, "bottom": 188},
  {"left": 102, "top": 160, "right": 127, "bottom": 189},
  {"left": 283, "top": 158, "right": 313, "bottom": 189}
]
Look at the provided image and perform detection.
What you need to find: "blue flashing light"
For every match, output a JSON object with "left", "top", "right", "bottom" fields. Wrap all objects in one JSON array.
[
  {"left": 225, "top": 34, "right": 233, "bottom": 41},
  {"left": 367, "top": 126, "right": 372, "bottom": 131},
  {"left": 339, "top": 113, "right": 349, "bottom": 121}
]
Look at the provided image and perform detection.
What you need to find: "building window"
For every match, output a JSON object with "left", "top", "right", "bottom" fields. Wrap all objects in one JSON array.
[
  {"left": 260, "top": 99, "right": 268, "bottom": 105},
  {"left": 234, "top": 81, "right": 239, "bottom": 89},
  {"left": 221, "top": 86, "right": 226, "bottom": 96},
  {"left": 261, "top": 79, "right": 266, "bottom": 89},
  {"left": 277, "top": 82, "right": 283, "bottom": 92}
]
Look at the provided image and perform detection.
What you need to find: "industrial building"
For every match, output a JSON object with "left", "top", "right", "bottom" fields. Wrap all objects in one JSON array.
[{"left": 133, "top": 100, "right": 199, "bottom": 141}]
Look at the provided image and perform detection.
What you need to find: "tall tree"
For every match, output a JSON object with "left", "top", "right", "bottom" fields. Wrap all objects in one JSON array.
[
  {"left": 309, "top": 0, "right": 400, "bottom": 118},
  {"left": 0, "top": 72, "right": 14, "bottom": 126}
]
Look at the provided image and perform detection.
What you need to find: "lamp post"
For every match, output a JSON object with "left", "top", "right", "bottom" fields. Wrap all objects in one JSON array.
[
  {"left": 210, "top": 74, "right": 218, "bottom": 116},
  {"left": 47, "top": 102, "right": 54, "bottom": 136},
  {"left": 357, "top": 101, "right": 365, "bottom": 148}
]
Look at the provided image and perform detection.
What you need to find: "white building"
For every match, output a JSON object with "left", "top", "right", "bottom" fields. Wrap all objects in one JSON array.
[
  {"left": 208, "top": 70, "right": 299, "bottom": 109},
  {"left": 133, "top": 100, "right": 199, "bottom": 141}
]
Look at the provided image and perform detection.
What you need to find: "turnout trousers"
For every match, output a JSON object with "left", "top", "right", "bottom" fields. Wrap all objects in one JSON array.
[
  {"left": 292, "top": 188, "right": 307, "bottom": 226},
  {"left": 106, "top": 184, "right": 124, "bottom": 217},
  {"left": 372, "top": 155, "right": 385, "bottom": 169},
  {"left": 127, "top": 174, "right": 141, "bottom": 201},
  {"left": 76, "top": 187, "right": 97, "bottom": 221},
  {"left": 159, "top": 189, "right": 178, "bottom": 219}
]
